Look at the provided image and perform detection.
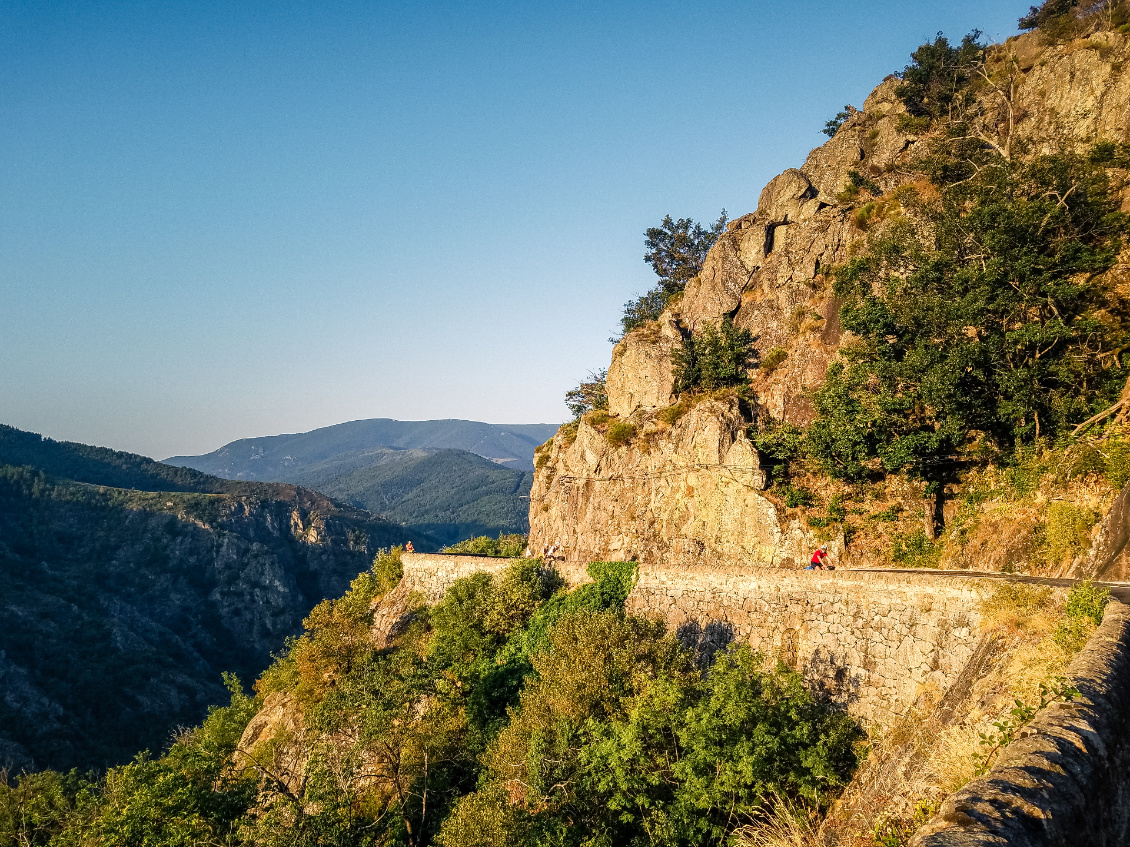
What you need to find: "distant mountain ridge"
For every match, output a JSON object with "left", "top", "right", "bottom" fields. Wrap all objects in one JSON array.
[
  {"left": 165, "top": 418, "right": 558, "bottom": 546},
  {"left": 165, "top": 418, "right": 560, "bottom": 476}
]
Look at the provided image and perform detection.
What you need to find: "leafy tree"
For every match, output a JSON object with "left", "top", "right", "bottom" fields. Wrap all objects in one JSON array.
[
  {"left": 564, "top": 370, "right": 608, "bottom": 420},
  {"left": 672, "top": 316, "right": 755, "bottom": 394},
  {"left": 1019, "top": 0, "right": 1078, "bottom": 30},
  {"left": 84, "top": 676, "right": 259, "bottom": 847},
  {"left": 644, "top": 213, "right": 729, "bottom": 296},
  {"left": 808, "top": 147, "right": 1130, "bottom": 481},
  {"left": 895, "top": 31, "right": 985, "bottom": 120},
  {"left": 619, "top": 212, "right": 728, "bottom": 336},
  {"left": 822, "top": 105, "right": 854, "bottom": 137}
]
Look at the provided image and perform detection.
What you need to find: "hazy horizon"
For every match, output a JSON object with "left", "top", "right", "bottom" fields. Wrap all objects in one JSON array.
[{"left": 2, "top": 0, "right": 1023, "bottom": 459}]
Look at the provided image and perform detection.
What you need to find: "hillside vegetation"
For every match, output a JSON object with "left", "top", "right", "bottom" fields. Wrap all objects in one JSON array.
[
  {"left": 1, "top": 555, "right": 860, "bottom": 847},
  {"left": 0, "top": 426, "right": 433, "bottom": 772},
  {"left": 278, "top": 448, "right": 533, "bottom": 547},
  {"left": 167, "top": 419, "right": 552, "bottom": 546}
]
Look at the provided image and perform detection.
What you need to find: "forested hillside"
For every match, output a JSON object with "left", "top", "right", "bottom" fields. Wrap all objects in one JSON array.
[
  {"left": 282, "top": 448, "right": 533, "bottom": 546},
  {"left": 167, "top": 419, "right": 549, "bottom": 546},
  {"left": 0, "top": 426, "right": 433, "bottom": 772}
]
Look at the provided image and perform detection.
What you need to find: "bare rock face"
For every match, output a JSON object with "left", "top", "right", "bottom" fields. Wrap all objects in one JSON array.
[
  {"left": 1072, "top": 478, "right": 1130, "bottom": 581},
  {"left": 529, "top": 397, "right": 832, "bottom": 568},
  {"left": 606, "top": 317, "right": 682, "bottom": 417},
  {"left": 1009, "top": 31, "right": 1130, "bottom": 153}
]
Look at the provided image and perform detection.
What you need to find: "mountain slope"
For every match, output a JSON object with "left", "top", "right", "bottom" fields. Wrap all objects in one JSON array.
[
  {"left": 284, "top": 448, "right": 533, "bottom": 546},
  {"left": 0, "top": 425, "right": 435, "bottom": 772},
  {"left": 164, "top": 418, "right": 559, "bottom": 476}
]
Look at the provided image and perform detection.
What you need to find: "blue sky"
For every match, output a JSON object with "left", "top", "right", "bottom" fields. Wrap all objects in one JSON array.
[{"left": 1, "top": 0, "right": 1024, "bottom": 459}]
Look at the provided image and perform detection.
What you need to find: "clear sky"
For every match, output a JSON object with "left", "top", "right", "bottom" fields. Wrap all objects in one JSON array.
[{"left": 1, "top": 0, "right": 1024, "bottom": 460}]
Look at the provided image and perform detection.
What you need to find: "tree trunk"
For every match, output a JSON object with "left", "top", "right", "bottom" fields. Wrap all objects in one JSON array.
[
  {"left": 924, "top": 492, "right": 937, "bottom": 540},
  {"left": 1114, "top": 371, "right": 1130, "bottom": 426}
]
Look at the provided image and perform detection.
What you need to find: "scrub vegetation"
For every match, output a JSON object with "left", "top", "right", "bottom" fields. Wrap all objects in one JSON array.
[{"left": 1, "top": 558, "right": 861, "bottom": 847}]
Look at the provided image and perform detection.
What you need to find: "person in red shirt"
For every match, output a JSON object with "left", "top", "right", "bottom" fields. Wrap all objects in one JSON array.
[
  {"left": 807, "top": 545, "right": 830, "bottom": 570},
  {"left": 404, "top": 540, "right": 415, "bottom": 553}
]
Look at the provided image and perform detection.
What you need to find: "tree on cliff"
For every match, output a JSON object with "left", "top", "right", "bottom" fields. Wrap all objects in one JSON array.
[
  {"left": 808, "top": 143, "right": 1130, "bottom": 483},
  {"left": 565, "top": 368, "right": 608, "bottom": 419},
  {"left": 617, "top": 212, "right": 727, "bottom": 337}
]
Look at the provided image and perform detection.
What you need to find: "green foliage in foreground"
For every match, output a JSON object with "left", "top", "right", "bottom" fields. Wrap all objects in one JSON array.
[
  {"left": 2, "top": 558, "right": 860, "bottom": 847},
  {"left": 672, "top": 316, "right": 755, "bottom": 395},
  {"left": 1053, "top": 579, "right": 1111, "bottom": 652}
]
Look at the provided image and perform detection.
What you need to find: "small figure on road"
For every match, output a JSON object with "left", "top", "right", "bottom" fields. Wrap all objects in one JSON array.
[{"left": 806, "top": 544, "right": 830, "bottom": 570}]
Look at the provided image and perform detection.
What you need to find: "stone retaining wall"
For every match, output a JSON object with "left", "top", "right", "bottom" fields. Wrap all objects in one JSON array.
[
  {"left": 400, "top": 555, "right": 1130, "bottom": 842},
  {"left": 627, "top": 565, "right": 995, "bottom": 727},
  {"left": 401, "top": 554, "right": 1002, "bottom": 726}
]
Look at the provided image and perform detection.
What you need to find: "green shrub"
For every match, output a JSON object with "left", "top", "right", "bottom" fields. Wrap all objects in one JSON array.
[
  {"left": 565, "top": 369, "right": 608, "bottom": 420},
  {"left": 673, "top": 316, "right": 754, "bottom": 394},
  {"left": 1043, "top": 502, "right": 1098, "bottom": 565},
  {"left": 1064, "top": 579, "right": 1109, "bottom": 626},
  {"left": 822, "top": 106, "right": 853, "bottom": 137},
  {"left": 750, "top": 420, "right": 806, "bottom": 480},
  {"left": 1053, "top": 581, "right": 1109, "bottom": 652},
  {"left": 867, "top": 505, "right": 901, "bottom": 522},
  {"left": 760, "top": 346, "right": 788, "bottom": 372},
  {"left": 782, "top": 485, "right": 814, "bottom": 509},
  {"left": 1102, "top": 437, "right": 1130, "bottom": 489},
  {"left": 895, "top": 114, "right": 932, "bottom": 134},
  {"left": 373, "top": 545, "right": 404, "bottom": 593},
  {"left": 891, "top": 529, "right": 941, "bottom": 568},
  {"left": 605, "top": 421, "right": 637, "bottom": 447},
  {"left": 895, "top": 31, "right": 984, "bottom": 119},
  {"left": 835, "top": 169, "right": 881, "bottom": 203},
  {"left": 659, "top": 397, "right": 693, "bottom": 426},
  {"left": 585, "top": 409, "right": 612, "bottom": 428},
  {"left": 443, "top": 533, "right": 527, "bottom": 558}
]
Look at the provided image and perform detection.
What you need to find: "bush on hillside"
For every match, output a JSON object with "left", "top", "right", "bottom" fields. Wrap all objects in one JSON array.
[
  {"left": 895, "top": 31, "right": 985, "bottom": 120},
  {"left": 673, "top": 316, "right": 755, "bottom": 394},
  {"left": 443, "top": 533, "right": 527, "bottom": 558},
  {"left": 565, "top": 369, "right": 608, "bottom": 420}
]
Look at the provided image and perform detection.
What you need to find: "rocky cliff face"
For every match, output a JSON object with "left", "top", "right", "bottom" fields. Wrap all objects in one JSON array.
[{"left": 531, "top": 28, "right": 1130, "bottom": 567}]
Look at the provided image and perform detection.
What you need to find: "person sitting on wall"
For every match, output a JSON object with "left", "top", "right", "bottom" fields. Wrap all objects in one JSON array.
[
  {"left": 404, "top": 540, "right": 415, "bottom": 553},
  {"left": 805, "top": 544, "right": 831, "bottom": 570}
]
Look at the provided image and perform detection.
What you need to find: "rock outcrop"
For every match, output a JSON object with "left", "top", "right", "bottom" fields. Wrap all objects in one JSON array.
[
  {"left": 530, "top": 396, "right": 839, "bottom": 567},
  {"left": 531, "top": 27, "right": 1130, "bottom": 569}
]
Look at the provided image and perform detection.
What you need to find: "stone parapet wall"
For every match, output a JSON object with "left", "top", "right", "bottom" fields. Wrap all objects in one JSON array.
[{"left": 913, "top": 599, "right": 1130, "bottom": 847}]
